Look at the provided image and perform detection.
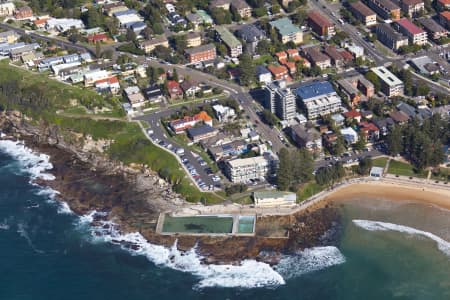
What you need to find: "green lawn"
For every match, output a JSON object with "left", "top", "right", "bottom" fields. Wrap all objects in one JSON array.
[
  {"left": 430, "top": 168, "right": 450, "bottom": 182},
  {"left": 372, "top": 157, "right": 388, "bottom": 168},
  {"left": 387, "top": 160, "right": 427, "bottom": 178},
  {"left": 297, "top": 182, "right": 325, "bottom": 202}
]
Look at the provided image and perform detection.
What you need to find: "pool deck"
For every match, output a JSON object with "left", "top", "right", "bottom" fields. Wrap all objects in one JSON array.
[{"left": 156, "top": 213, "right": 256, "bottom": 236}]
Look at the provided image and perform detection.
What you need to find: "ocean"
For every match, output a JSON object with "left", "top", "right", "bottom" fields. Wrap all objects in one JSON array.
[{"left": 0, "top": 140, "right": 449, "bottom": 300}]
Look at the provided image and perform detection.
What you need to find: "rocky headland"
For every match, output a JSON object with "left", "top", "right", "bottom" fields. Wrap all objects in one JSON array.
[{"left": 0, "top": 110, "right": 340, "bottom": 265}]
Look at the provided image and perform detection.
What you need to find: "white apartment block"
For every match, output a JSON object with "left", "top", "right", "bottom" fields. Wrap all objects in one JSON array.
[{"left": 225, "top": 156, "right": 270, "bottom": 183}]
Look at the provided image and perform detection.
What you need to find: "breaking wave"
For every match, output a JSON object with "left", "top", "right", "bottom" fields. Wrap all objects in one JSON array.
[
  {"left": 275, "top": 246, "right": 346, "bottom": 279},
  {"left": 353, "top": 220, "right": 450, "bottom": 257}
]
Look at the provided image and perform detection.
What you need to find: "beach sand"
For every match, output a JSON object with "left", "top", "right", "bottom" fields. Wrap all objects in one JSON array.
[{"left": 322, "top": 181, "right": 450, "bottom": 210}]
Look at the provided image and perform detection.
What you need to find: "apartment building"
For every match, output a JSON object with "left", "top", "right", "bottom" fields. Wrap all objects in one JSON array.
[
  {"left": 186, "top": 32, "right": 202, "bottom": 47},
  {"left": 399, "top": 0, "right": 424, "bottom": 17},
  {"left": 376, "top": 23, "right": 409, "bottom": 50},
  {"left": 14, "top": 6, "right": 33, "bottom": 19},
  {"left": 295, "top": 81, "right": 342, "bottom": 119},
  {"left": 307, "top": 10, "right": 336, "bottom": 37},
  {"left": 366, "top": 0, "right": 401, "bottom": 20},
  {"left": 225, "top": 156, "right": 271, "bottom": 183},
  {"left": 419, "top": 18, "right": 448, "bottom": 41},
  {"left": 184, "top": 43, "right": 217, "bottom": 64},
  {"left": 269, "top": 17, "right": 303, "bottom": 44},
  {"left": 290, "top": 125, "right": 322, "bottom": 153},
  {"left": 264, "top": 80, "right": 296, "bottom": 121},
  {"left": 0, "top": 2, "right": 15, "bottom": 16},
  {"left": 395, "top": 18, "right": 428, "bottom": 45},
  {"left": 139, "top": 36, "right": 169, "bottom": 54},
  {"left": 371, "top": 66, "right": 404, "bottom": 97},
  {"left": 215, "top": 26, "right": 242, "bottom": 57},
  {"left": 303, "top": 47, "right": 331, "bottom": 69},
  {"left": 237, "top": 24, "right": 267, "bottom": 54},
  {"left": 231, "top": 0, "right": 252, "bottom": 18},
  {"left": 349, "top": 1, "right": 377, "bottom": 26}
]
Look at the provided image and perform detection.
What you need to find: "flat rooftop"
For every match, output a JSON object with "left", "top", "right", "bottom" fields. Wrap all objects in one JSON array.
[{"left": 371, "top": 66, "right": 403, "bottom": 87}]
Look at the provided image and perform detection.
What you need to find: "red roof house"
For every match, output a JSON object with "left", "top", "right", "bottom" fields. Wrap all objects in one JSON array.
[
  {"left": 88, "top": 33, "right": 108, "bottom": 44},
  {"left": 167, "top": 80, "right": 182, "bottom": 99}
]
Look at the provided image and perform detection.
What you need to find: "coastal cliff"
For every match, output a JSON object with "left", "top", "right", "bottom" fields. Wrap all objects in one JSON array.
[{"left": 0, "top": 110, "right": 339, "bottom": 264}]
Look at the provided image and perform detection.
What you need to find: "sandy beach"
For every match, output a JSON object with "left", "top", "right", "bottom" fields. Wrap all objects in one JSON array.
[{"left": 322, "top": 180, "right": 450, "bottom": 210}]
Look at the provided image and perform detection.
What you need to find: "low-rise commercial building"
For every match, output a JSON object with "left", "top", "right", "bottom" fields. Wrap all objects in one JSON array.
[
  {"left": 184, "top": 43, "right": 216, "bottom": 64},
  {"left": 307, "top": 10, "right": 336, "bottom": 37},
  {"left": 370, "top": 66, "right": 404, "bottom": 97},
  {"left": 269, "top": 17, "right": 303, "bottom": 44},
  {"left": 349, "top": 2, "right": 377, "bottom": 26},
  {"left": 253, "top": 191, "right": 297, "bottom": 207},
  {"left": 295, "top": 81, "right": 342, "bottom": 119},
  {"left": 395, "top": 18, "right": 427, "bottom": 45},
  {"left": 215, "top": 26, "right": 242, "bottom": 57},
  {"left": 376, "top": 23, "right": 409, "bottom": 50}
]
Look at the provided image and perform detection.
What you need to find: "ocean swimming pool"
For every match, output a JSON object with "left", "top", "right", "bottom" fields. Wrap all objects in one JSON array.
[{"left": 162, "top": 215, "right": 234, "bottom": 234}]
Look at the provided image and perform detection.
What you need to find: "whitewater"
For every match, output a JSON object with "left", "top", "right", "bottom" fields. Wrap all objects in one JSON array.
[
  {"left": 353, "top": 219, "right": 450, "bottom": 257},
  {"left": 0, "top": 139, "right": 346, "bottom": 289}
]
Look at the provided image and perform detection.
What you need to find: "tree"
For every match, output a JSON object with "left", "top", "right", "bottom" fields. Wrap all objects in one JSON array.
[
  {"left": 210, "top": 8, "right": 232, "bottom": 24},
  {"left": 126, "top": 28, "right": 137, "bottom": 42},
  {"left": 95, "top": 42, "right": 102, "bottom": 59},
  {"left": 365, "top": 71, "right": 381, "bottom": 92},
  {"left": 239, "top": 53, "right": 256, "bottom": 86},
  {"left": 171, "top": 34, "right": 187, "bottom": 54},
  {"left": 357, "top": 156, "right": 373, "bottom": 175},
  {"left": 256, "top": 39, "right": 272, "bottom": 55},
  {"left": 172, "top": 68, "right": 179, "bottom": 82},
  {"left": 261, "top": 109, "right": 278, "bottom": 126},
  {"left": 102, "top": 48, "right": 114, "bottom": 60},
  {"left": 354, "top": 131, "right": 367, "bottom": 151},
  {"left": 82, "top": 7, "right": 104, "bottom": 29},
  {"left": 386, "top": 125, "right": 402, "bottom": 156},
  {"left": 230, "top": 5, "right": 242, "bottom": 22},
  {"left": 277, "top": 148, "right": 294, "bottom": 190}
]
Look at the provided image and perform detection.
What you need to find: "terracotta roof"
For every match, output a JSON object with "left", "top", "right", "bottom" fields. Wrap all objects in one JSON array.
[
  {"left": 396, "top": 18, "right": 425, "bottom": 35},
  {"left": 350, "top": 1, "right": 376, "bottom": 17},
  {"left": 267, "top": 64, "right": 288, "bottom": 75},
  {"left": 339, "top": 50, "right": 354, "bottom": 60},
  {"left": 359, "top": 121, "right": 379, "bottom": 132},
  {"left": 34, "top": 18, "right": 48, "bottom": 25},
  {"left": 441, "top": 11, "right": 450, "bottom": 21},
  {"left": 390, "top": 110, "right": 409, "bottom": 122},
  {"left": 344, "top": 110, "right": 362, "bottom": 118},
  {"left": 195, "top": 111, "right": 213, "bottom": 122},
  {"left": 308, "top": 10, "right": 333, "bottom": 28}
]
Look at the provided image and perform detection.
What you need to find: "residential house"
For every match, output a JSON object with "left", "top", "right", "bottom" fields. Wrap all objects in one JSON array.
[
  {"left": 269, "top": 17, "right": 303, "bottom": 44},
  {"left": 186, "top": 32, "right": 202, "bottom": 47},
  {"left": 349, "top": 2, "right": 377, "bottom": 26},
  {"left": 419, "top": 18, "right": 448, "bottom": 41},
  {"left": 103, "top": 2, "right": 128, "bottom": 16},
  {"left": 142, "top": 85, "right": 164, "bottom": 103},
  {"left": 88, "top": 33, "right": 108, "bottom": 44},
  {"left": 231, "top": 0, "right": 252, "bottom": 18},
  {"left": 139, "top": 36, "right": 169, "bottom": 54},
  {"left": 439, "top": 11, "right": 450, "bottom": 29},
  {"left": 215, "top": 26, "right": 242, "bottom": 57},
  {"left": 267, "top": 64, "right": 290, "bottom": 81},
  {"left": 295, "top": 81, "right": 342, "bottom": 119},
  {"left": 366, "top": 0, "right": 401, "bottom": 20},
  {"left": 394, "top": 18, "right": 428, "bottom": 45},
  {"left": 0, "top": 2, "right": 15, "bottom": 16},
  {"left": 340, "top": 127, "right": 359, "bottom": 144},
  {"left": 275, "top": 51, "right": 288, "bottom": 62},
  {"left": 45, "top": 18, "right": 85, "bottom": 32},
  {"left": 95, "top": 76, "right": 120, "bottom": 94},
  {"left": 237, "top": 24, "right": 267, "bottom": 54},
  {"left": 303, "top": 47, "right": 331, "bottom": 69},
  {"left": 307, "top": 10, "right": 336, "bottom": 37},
  {"left": 376, "top": 23, "right": 409, "bottom": 50},
  {"left": 33, "top": 17, "right": 49, "bottom": 29},
  {"left": 180, "top": 79, "right": 200, "bottom": 97},
  {"left": 9, "top": 43, "right": 38, "bottom": 61},
  {"left": 437, "top": 0, "right": 450, "bottom": 11},
  {"left": 399, "top": 0, "right": 424, "bottom": 17},
  {"left": 374, "top": 117, "right": 395, "bottom": 136},
  {"left": 14, "top": 6, "right": 33, "bottom": 19},
  {"left": 370, "top": 66, "right": 404, "bottom": 97},
  {"left": 389, "top": 110, "right": 410, "bottom": 123},
  {"left": 331, "top": 113, "right": 345, "bottom": 126},
  {"left": 344, "top": 110, "right": 362, "bottom": 123},
  {"left": 256, "top": 65, "right": 272, "bottom": 84},
  {"left": 0, "top": 30, "right": 19, "bottom": 44},
  {"left": 184, "top": 43, "right": 216, "bottom": 64},
  {"left": 324, "top": 45, "right": 345, "bottom": 68},
  {"left": 124, "top": 86, "right": 146, "bottom": 108},
  {"left": 359, "top": 121, "right": 380, "bottom": 142},
  {"left": 167, "top": 80, "right": 183, "bottom": 99},
  {"left": 212, "top": 104, "right": 236, "bottom": 122},
  {"left": 187, "top": 125, "right": 218, "bottom": 142},
  {"left": 209, "top": 0, "right": 231, "bottom": 10},
  {"left": 290, "top": 125, "right": 322, "bottom": 153}
]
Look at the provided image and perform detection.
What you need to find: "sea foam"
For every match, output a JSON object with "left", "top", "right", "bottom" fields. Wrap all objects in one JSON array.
[
  {"left": 0, "top": 140, "right": 55, "bottom": 181},
  {"left": 275, "top": 246, "right": 346, "bottom": 279},
  {"left": 353, "top": 220, "right": 450, "bottom": 257}
]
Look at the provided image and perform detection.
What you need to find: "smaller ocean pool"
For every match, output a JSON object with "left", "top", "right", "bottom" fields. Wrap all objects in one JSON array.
[{"left": 237, "top": 215, "right": 255, "bottom": 234}]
